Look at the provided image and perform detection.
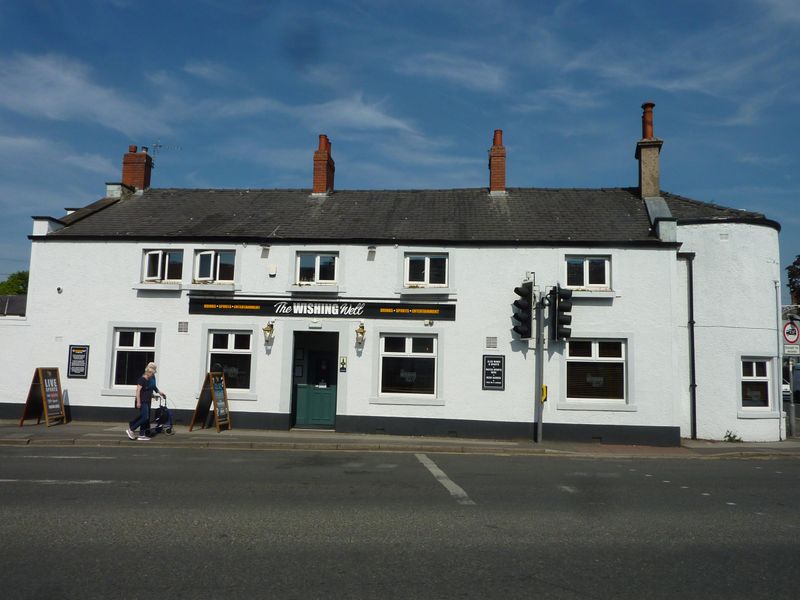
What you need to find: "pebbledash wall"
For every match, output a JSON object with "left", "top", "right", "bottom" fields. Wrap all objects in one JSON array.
[{"left": 0, "top": 105, "right": 785, "bottom": 445}]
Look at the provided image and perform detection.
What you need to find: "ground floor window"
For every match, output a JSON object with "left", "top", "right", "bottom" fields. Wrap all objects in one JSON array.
[
  {"left": 566, "top": 339, "right": 626, "bottom": 401},
  {"left": 208, "top": 331, "right": 252, "bottom": 390},
  {"left": 380, "top": 335, "right": 437, "bottom": 396},
  {"left": 113, "top": 328, "right": 155, "bottom": 386},
  {"left": 741, "top": 359, "right": 770, "bottom": 408}
]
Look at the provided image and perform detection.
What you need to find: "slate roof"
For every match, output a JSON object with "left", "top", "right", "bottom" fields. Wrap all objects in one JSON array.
[{"left": 43, "top": 187, "right": 778, "bottom": 246}]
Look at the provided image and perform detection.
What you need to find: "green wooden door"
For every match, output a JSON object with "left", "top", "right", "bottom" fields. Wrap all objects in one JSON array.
[{"left": 295, "top": 384, "right": 336, "bottom": 427}]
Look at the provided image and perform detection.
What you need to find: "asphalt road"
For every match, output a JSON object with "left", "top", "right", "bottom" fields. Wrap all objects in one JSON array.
[{"left": 1, "top": 447, "right": 798, "bottom": 600}]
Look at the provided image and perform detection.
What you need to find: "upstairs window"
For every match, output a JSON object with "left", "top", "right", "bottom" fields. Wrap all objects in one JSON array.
[
  {"left": 195, "top": 250, "right": 235, "bottom": 283},
  {"left": 143, "top": 250, "right": 183, "bottom": 282},
  {"left": 405, "top": 254, "right": 448, "bottom": 288},
  {"left": 296, "top": 252, "right": 338, "bottom": 285},
  {"left": 741, "top": 359, "right": 770, "bottom": 409},
  {"left": 566, "top": 256, "right": 610, "bottom": 289}
]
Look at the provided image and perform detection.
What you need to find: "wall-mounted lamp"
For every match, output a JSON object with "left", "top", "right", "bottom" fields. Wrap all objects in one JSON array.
[
  {"left": 355, "top": 321, "right": 366, "bottom": 344},
  {"left": 262, "top": 320, "right": 275, "bottom": 342},
  {"left": 367, "top": 245, "right": 376, "bottom": 261}
]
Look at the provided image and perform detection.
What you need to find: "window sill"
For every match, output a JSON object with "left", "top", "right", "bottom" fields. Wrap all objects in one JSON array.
[
  {"left": 133, "top": 283, "right": 182, "bottom": 291},
  {"left": 395, "top": 287, "right": 456, "bottom": 297},
  {"left": 737, "top": 410, "right": 780, "bottom": 419},
  {"left": 569, "top": 289, "right": 616, "bottom": 299},
  {"left": 101, "top": 388, "right": 135, "bottom": 397},
  {"left": 184, "top": 283, "right": 238, "bottom": 292},
  {"left": 557, "top": 401, "right": 636, "bottom": 412},
  {"left": 370, "top": 395, "right": 444, "bottom": 406},
  {"left": 289, "top": 284, "right": 341, "bottom": 294}
]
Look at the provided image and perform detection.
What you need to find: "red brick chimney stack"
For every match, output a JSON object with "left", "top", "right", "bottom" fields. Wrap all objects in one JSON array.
[
  {"left": 313, "top": 134, "right": 335, "bottom": 195},
  {"left": 489, "top": 129, "right": 506, "bottom": 195},
  {"left": 121, "top": 145, "right": 153, "bottom": 191}
]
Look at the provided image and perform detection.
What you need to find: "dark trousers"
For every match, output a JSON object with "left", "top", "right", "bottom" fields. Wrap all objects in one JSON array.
[{"left": 129, "top": 401, "right": 151, "bottom": 435}]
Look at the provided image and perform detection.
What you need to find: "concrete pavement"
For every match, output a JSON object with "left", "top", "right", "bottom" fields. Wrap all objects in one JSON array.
[{"left": 3, "top": 418, "right": 800, "bottom": 458}]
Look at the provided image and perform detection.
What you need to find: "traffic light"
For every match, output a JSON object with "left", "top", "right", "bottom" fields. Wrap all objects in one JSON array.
[
  {"left": 550, "top": 284, "right": 573, "bottom": 340},
  {"left": 512, "top": 282, "right": 534, "bottom": 339}
]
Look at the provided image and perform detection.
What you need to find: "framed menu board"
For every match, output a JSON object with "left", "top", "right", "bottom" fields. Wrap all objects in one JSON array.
[
  {"left": 188, "top": 372, "right": 232, "bottom": 432},
  {"left": 67, "top": 345, "right": 90, "bottom": 378},
  {"left": 19, "top": 368, "right": 66, "bottom": 427}
]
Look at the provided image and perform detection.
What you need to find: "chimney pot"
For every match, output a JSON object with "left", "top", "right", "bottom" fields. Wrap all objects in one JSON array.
[
  {"left": 493, "top": 129, "right": 503, "bottom": 146},
  {"left": 128, "top": 144, "right": 137, "bottom": 153},
  {"left": 641, "top": 101, "right": 655, "bottom": 139}
]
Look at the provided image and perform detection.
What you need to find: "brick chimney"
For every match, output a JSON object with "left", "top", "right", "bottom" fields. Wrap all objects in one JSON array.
[
  {"left": 312, "top": 134, "right": 335, "bottom": 195},
  {"left": 121, "top": 145, "right": 153, "bottom": 191},
  {"left": 488, "top": 129, "right": 506, "bottom": 195},
  {"left": 635, "top": 102, "right": 663, "bottom": 198}
]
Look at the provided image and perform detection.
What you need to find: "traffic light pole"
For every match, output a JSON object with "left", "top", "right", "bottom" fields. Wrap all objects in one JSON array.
[{"left": 534, "top": 296, "right": 545, "bottom": 443}]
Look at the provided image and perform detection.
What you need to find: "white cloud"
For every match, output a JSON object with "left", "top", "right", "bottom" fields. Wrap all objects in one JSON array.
[
  {"left": 297, "top": 93, "right": 416, "bottom": 133},
  {"left": 0, "top": 54, "right": 168, "bottom": 136},
  {"left": 182, "top": 60, "right": 236, "bottom": 85},
  {"left": 755, "top": 0, "right": 800, "bottom": 23},
  {"left": 717, "top": 91, "right": 782, "bottom": 126},
  {"left": 736, "top": 152, "right": 789, "bottom": 166},
  {"left": 397, "top": 53, "right": 506, "bottom": 92},
  {"left": 0, "top": 133, "right": 115, "bottom": 175},
  {"left": 512, "top": 86, "right": 605, "bottom": 113}
]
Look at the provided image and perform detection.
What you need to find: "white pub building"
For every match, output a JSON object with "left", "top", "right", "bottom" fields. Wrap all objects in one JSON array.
[{"left": 0, "top": 104, "right": 786, "bottom": 444}]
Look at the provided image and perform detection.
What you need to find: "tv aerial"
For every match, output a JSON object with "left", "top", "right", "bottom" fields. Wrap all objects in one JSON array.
[{"left": 150, "top": 139, "right": 182, "bottom": 161}]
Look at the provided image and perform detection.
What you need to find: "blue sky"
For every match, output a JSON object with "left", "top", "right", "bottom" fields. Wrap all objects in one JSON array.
[{"left": 0, "top": 0, "right": 797, "bottom": 302}]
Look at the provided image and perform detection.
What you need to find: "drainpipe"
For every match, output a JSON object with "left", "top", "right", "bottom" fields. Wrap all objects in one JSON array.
[
  {"left": 775, "top": 280, "right": 786, "bottom": 440},
  {"left": 678, "top": 252, "right": 698, "bottom": 439}
]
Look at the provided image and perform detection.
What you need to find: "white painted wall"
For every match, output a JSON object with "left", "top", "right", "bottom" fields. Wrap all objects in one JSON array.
[
  {"left": 0, "top": 219, "right": 782, "bottom": 441},
  {"left": 676, "top": 222, "right": 783, "bottom": 441}
]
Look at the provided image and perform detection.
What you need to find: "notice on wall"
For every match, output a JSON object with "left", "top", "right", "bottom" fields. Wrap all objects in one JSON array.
[
  {"left": 482, "top": 355, "right": 505, "bottom": 391},
  {"left": 67, "top": 345, "right": 90, "bottom": 378},
  {"left": 189, "top": 372, "right": 232, "bottom": 432},
  {"left": 19, "top": 368, "right": 66, "bottom": 427}
]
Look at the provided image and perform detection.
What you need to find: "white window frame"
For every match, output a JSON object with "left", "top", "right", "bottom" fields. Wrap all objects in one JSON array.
[
  {"left": 565, "top": 339, "right": 627, "bottom": 402},
  {"left": 112, "top": 327, "right": 156, "bottom": 388},
  {"left": 207, "top": 330, "right": 253, "bottom": 391},
  {"left": 565, "top": 256, "right": 611, "bottom": 290},
  {"left": 194, "top": 250, "right": 235, "bottom": 283},
  {"left": 378, "top": 334, "right": 438, "bottom": 398},
  {"left": 740, "top": 358, "right": 771, "bottom": 411},
  {"left": 295, "top": 252, "right": 338, "bottom": 285},
  {"left": 404, "top": 254, "right": 448, "bottom": 288},
  {"left": 143, "top": 249, "right": 183, "bottom": 282}
]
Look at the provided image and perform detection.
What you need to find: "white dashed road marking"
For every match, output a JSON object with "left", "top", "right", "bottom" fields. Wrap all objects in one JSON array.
[
  {"left": 0, "top": 479, "right": 117, "bottom": 485},
  {"left": 415, "top": 454, "right": 475, "bottom": 506}
]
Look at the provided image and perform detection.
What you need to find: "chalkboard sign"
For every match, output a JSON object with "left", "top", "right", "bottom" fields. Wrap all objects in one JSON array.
[
  {"left": 67, "top": 345, "right": 90, "bottom": 378},
  {"left": 188, "top": 372, "right": 232, "bottom": 432},
  {"left": 19, "top": 368, "right": 66, "bottom": 427},
  {"left": 482, "top": 355, "right": 505, "bottom": 391}
]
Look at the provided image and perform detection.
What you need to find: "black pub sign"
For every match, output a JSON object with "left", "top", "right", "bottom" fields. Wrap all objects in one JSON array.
[
  {"left": 67, "top": 345, "right": 90, "bottom": 379},
  {"left": 482, "top": 355, "right": 505, "bottom": 391},
  {"left": 189, "top": 298, "right": 456, "bottom": 321}
]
